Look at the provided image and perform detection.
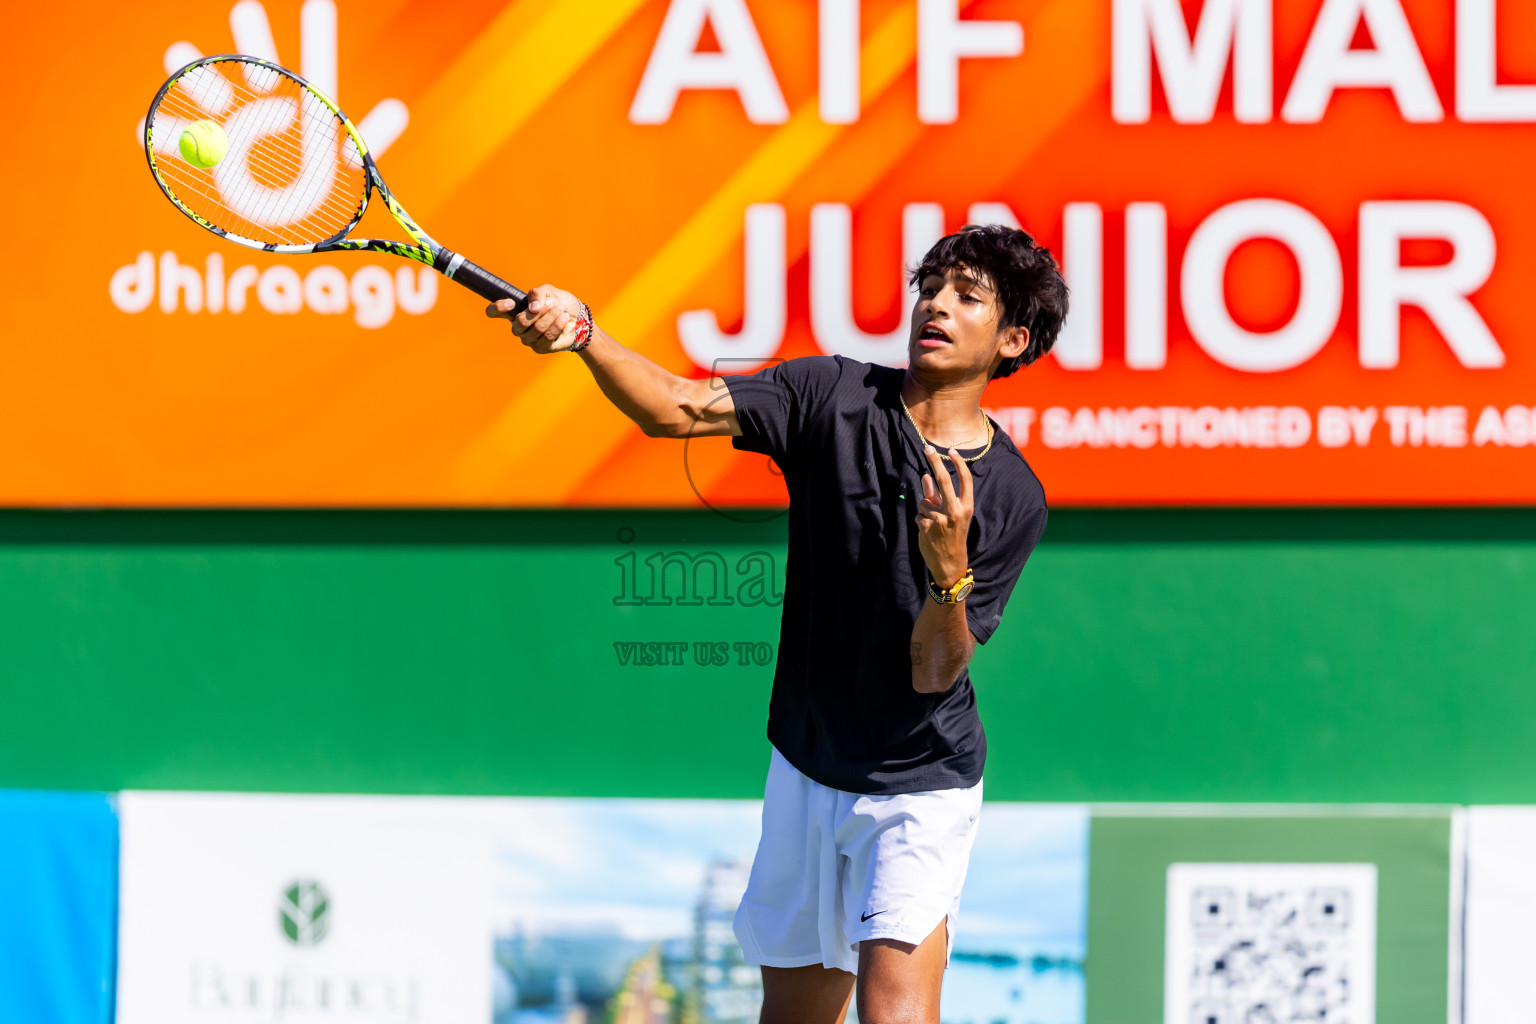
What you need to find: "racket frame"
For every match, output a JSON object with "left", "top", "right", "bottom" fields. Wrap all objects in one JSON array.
[{"left": 144, "top": 55, "right": 526, "bottom": 307}]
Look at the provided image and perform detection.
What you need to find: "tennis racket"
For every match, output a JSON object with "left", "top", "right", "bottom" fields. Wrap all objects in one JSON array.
[{"left": 143, "top": 54, "right": 528, "bottom": 311}]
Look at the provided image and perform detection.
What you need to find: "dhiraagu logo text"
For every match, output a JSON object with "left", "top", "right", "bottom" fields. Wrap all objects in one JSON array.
[
  {"left": 109, "top": 251, "right": 437, "bottom": 328},
  {"left": 280, "top": 879, "right": 331, "bottom": 948}
]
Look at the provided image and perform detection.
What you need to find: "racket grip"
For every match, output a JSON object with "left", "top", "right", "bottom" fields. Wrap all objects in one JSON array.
[{"left": 437, "top": 250, "right": 528, "bottom": 311}]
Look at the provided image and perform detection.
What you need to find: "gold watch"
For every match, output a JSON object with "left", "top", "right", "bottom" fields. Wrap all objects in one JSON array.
[{"left": 926, "top": 569, "right": 975, "bottom": 604}]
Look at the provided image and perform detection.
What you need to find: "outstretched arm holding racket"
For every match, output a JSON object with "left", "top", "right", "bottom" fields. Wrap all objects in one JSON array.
[
  {"left": 144, "top": 53, "right": 740, "bottom": 441},
  {"left": 488, "top": 287, "right": 741, "bottom": 439}
]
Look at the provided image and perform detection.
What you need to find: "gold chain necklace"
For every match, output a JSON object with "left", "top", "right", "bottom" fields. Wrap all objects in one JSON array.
[{"left": 899, "top": 395, "right": 994, "bottom": 463}]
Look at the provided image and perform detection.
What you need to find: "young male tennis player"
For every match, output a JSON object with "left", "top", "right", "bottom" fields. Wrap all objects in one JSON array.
[{"left": 489, "top": 224, "right": 1065, "bottom": 1024}]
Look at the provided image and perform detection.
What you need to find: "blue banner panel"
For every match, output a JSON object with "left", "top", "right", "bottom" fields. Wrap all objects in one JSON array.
[{"left": 0, "top": 790, "right": 118, "bottom": 1024}]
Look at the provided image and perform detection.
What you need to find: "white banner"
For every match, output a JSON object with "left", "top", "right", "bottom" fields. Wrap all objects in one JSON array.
[
  {"left": 117, "top": 792, "right": 492, "bottom": 1024},
  {"left": 1464, "top": 806, "right": 1536, "bottom": 1024}
]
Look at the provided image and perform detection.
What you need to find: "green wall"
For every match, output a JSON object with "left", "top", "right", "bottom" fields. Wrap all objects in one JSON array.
[{"left": 0, "top": 509, "right": 1533, "bottom": 800}]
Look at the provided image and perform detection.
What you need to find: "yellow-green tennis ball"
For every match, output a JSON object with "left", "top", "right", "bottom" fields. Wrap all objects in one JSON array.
[{"left": 179, "top": 120, "right": 228, "bottom": 169}]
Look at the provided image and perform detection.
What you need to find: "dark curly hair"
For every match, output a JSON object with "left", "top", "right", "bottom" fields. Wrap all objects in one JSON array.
[{"left": 908, "top": 223, "right": 1069, "bottom": 379}]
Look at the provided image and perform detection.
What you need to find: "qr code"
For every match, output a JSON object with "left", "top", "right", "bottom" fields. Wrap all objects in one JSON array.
[{"left": 1165, "top": 863, "right": 1378, "bottom": 1024}]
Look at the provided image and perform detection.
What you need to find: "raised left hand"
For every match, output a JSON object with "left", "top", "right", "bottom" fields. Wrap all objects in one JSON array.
[{"left": 916, "top": 445, "right": 973, "bottom": 588}]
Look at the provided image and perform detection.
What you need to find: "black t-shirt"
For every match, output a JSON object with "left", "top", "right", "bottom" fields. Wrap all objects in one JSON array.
[{"left": 725, "top": 355, "right": 1048, "bottom": 795}]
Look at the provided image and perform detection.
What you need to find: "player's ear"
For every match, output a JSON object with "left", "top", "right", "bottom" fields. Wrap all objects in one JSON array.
[{"left": 998, "top": 325, "right": 1029, "bottom": 361}]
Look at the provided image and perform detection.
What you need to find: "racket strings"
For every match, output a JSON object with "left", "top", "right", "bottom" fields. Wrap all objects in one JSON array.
[
  {"left": 232, "top": 82, "right": 360, "bottom": 237},
  {"left": 157, "top": 95, "right": 359, "bottom": 244},
  {"left": 199, "top": 68, "right": 359, "bottom": 238},
  {"left": 152, "top": 60, "right": 368, "bottom": 248}
]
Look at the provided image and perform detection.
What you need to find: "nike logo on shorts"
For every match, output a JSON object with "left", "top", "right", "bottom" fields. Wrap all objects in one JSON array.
[{"left": 861, "top": 910, "right": 887, "bottom": 922}]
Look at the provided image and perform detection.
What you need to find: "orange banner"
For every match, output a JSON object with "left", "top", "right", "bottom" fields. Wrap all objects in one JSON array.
[{"left": 5, "top": 0, "right": 1535, "bottom": 505}]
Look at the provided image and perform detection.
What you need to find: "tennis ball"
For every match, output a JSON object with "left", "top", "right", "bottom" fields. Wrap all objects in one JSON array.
[{"left": 179, "top": 119, "right": 228, "bottom": 170}]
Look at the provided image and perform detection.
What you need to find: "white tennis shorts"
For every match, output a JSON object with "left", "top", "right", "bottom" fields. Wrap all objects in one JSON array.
[{"left": 732, "top": 747, "right": 983, "bottom": 975}]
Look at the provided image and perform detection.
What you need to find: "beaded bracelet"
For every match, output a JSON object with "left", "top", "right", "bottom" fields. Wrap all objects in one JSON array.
[{"left": 568, "top": 303, "right": 595, "bottom": 353}]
